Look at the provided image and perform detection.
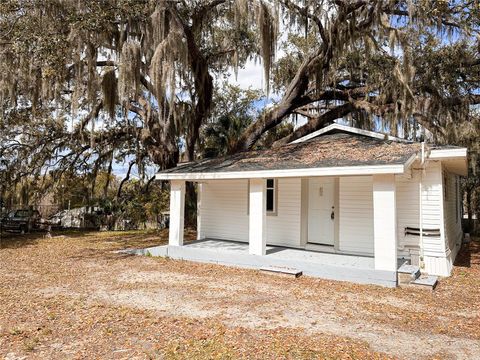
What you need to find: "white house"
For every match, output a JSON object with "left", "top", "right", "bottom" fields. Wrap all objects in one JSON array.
[{"left": 154, "top": 124, "right": 467, "bottom": 287}]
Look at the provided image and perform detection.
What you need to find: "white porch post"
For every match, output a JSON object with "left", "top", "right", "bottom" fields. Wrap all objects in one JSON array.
[
  {"left": 169, "top": 180, "right": 186, "bottom": 247},
  {"left": 373, "top": 174, "right": 397, "bottom": 272},
  {"left": 249, "top": 178, "right": 267, "bottom": 255}
]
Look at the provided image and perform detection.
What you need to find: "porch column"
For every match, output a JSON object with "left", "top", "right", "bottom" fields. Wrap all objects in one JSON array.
[
  {"left": 373, "top": 174, "right": 397, "bottom": 272},
  {"left": 169, "top": 180, "right": 185, "bottom": 247},
  {"left": 249, "top": 178, "right": 267, "bottom": 255}
]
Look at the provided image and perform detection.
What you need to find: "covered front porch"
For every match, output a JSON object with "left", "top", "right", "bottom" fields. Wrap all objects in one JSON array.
[
  {"left": 156, "top": 127, "right": 423, "bottom": 287},
  {"left": 166, "top": 173, "right": 399, "bottom": 287},
  {"left": 137, "top": 238, "right": 397, "bottom": 287}
]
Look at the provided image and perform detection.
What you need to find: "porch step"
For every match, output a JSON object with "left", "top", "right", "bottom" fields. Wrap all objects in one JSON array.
[
  {"left": 397, "top": 263, "right": 421, "bottom": 285},
  {"left": 260, "top": 266, "right": 303, "bottom": 278},
  {"left": 411, "top": 275, "right": 438, "bottom": 290}
]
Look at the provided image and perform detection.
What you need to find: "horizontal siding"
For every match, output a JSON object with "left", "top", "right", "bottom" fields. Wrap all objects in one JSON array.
[
  {"left": 339, "top": 176, "right": 374, "bottom": 254},
  {"left": 422, "top": 161, "right": 444, "bottom": 255},
  {"left": 200, "top": 180, "right": 249, "bottom": 242},
  {"left": 266, "top": 178, "right": 301, "bottom": 247},
  {"left": 396, "top": 161, "right": 445, "bottom": 257},
  {"left": 199, "top": 179, "right": 302, "bottom": 247},
  {"left": 396, "top": 173, "right": 420, "bottom": 249},
  {"left": 443, "top": 169, "right": 463, "bottom": 253}
]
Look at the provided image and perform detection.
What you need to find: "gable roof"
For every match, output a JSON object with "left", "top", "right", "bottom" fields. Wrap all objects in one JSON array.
[
  {"left": 291, "top": 123, "right": 410, "bottom": 144},
  {"left": 156, "top": 132, "right": 420, "bottom": 180}
]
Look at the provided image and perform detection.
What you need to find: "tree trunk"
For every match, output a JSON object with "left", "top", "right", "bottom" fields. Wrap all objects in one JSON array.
[
  {"left": 273, "top": 103, "right": 354, "bottom": 147},
  {"left": 230, "top": 2, "right": 378, "bottom": 152},
  {"left": 230, "top": 53, "right": 314, "bottom": 153},
  {"left": 466, "top": 187, "right": 473, "bottom": 232}
]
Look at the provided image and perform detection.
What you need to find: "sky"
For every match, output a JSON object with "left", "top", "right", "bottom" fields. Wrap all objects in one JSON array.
[{"left": 228, "top": 61, "right": 265, "bottom": 90}]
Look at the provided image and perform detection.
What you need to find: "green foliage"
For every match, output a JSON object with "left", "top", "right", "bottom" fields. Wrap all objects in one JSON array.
[
  {"left": 201, "top": 84, "right": 263, "bottom": 157},
  {"left": 116, "top": 180, "right": 169, "bottom": 228}
]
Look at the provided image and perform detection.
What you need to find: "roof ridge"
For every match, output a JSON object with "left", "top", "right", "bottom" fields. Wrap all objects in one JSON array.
[{"left": 290, "top": 123, "right": 412, "bottom": 144}]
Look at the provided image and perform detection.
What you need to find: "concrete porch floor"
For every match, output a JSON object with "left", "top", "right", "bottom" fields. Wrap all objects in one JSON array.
[
  {"left": 185, "top": 239, "right": 375, "bottom": 269},
  {"left": 125, "top": 239, "right": 397, "bottom": 287}
]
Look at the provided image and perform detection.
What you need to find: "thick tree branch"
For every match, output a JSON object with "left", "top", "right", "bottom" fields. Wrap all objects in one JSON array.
[
  {"left": 117, "top": 161, "right": 135, "bottom": 198},
  {"left": 272, "top": 103, "right": 354, "bottom": 147},
  {"left": 231, "top": 1, "right": 377, "bottom": 152}
]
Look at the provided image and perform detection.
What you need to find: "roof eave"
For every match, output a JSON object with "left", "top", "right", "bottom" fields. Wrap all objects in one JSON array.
[
  {"left": 428, "top": 147, "right": 468, "bottom": 160},
  {"left": 156, "top": 163, "right": 408, "bottom": 181},
  {"left": 428, "top": 148, "right": 468, "bottom": 177}
]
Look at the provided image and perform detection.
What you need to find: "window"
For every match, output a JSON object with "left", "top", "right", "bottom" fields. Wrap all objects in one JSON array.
[
  {"left": 266, "top": 179, "right": 277, "bottom": 214},
  {"left": 15, "top": 210, "right": 30, "bottom": 218},
  {"left": 246, "top": 179, "right": 277, "bottom": 215}
]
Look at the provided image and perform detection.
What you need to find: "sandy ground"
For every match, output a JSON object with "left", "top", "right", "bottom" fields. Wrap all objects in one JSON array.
[{"left": 0, "top": 230, "right": 479, "bottom": 359}]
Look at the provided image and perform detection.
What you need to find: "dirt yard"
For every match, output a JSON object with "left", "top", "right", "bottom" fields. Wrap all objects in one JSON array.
[{"left": 0, "top": 230, "right": 479, "bottom": 359}]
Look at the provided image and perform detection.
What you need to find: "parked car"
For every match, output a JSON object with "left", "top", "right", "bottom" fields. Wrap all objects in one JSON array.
[{"left": 1, "top": 209, "right": 42, "bottom": 233}]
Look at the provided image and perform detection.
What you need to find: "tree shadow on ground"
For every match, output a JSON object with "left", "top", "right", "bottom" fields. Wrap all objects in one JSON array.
[
  {"left": 64, "top": 228, "right": 197, "bottom": 261},
  {"left": 0, "top": 231, "right": 47, "bottom": 249},
  {"left": 454, "top": 237, "right": 480, "bottom": 268},
  {"left": 0, "top": 229, "right": 106, "bottom": 249}
]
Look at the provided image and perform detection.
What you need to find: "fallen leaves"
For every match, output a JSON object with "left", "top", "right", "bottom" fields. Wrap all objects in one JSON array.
[{"left": 0, "top": 231, "right": 479, "bottom": 359}]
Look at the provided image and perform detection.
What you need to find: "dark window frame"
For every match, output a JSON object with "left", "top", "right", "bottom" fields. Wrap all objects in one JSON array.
[
  {"left": 246, "top": 179, "right": 278, "bottom": 216},
  {"left": 266, "top": 178, "right": 278, "bottom": 216}
]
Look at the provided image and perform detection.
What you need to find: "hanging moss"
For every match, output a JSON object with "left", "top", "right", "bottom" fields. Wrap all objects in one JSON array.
[
  {"left": 101, "top": 67, "right": 117, "bottom": 118},
  {"left": 256, "top": 1, "right": 278, "bottom": 96},
  {"left": 118, "top": 40, "right": 142, "bottom": 105}
]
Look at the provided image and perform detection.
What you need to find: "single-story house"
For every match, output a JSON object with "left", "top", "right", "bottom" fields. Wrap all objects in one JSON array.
[{"left": 154, "top": 123, "right": 467, "bottom": 287}]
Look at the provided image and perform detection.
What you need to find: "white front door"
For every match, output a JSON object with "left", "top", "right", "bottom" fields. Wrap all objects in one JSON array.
[{"left": 308, "top": 177, "right": 335, "bottom": 245}]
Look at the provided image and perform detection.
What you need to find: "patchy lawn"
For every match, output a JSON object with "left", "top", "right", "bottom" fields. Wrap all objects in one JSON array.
[{"left": 0, "top": 231, "right": 479, "bottom": 359}]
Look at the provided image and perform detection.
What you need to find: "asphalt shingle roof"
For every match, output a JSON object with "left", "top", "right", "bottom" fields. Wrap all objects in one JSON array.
[{"left": 159, "top": 132, "right": 421, "bottom": 175}]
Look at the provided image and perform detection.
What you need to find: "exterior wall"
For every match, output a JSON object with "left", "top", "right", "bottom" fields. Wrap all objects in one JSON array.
[
  {"left": 266, "top": 178, "right": 302, "bottom": 247},
  {"left": 443, "top": 169, "right": 463, "bottom": 254},
  {"left": 338, "top": 176, "right": 374, "bottom": 255},
  {"left": 395, "top": 171, "right": 420, "bottom": 254},
  {"left": 441, "top": 167, "right": 463, "bottom": 275},
  {"left": 373, "top": 174, "right": 397, "bottom": 271},
  {"left": 396, "top": 161, "right": 444, "bottom": 256},
  {"left": 421, "top": 161, "right": 450, "bottom": 276},
  {"left": 395, "top": 160, "right": 461, "bottom": 276},
  {"left": 197, "top": 162, "right": 461, "bottom": 277},
  {"left": 199, "top": 180, "right": 249, "bottom": 242},
  {"left": 199, "top": 178, "right": 302, "bottom": 247}
]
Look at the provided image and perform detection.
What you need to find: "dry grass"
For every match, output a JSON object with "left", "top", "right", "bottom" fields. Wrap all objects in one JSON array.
[{"left": 0, "top": 230, "right": 478, "bottom": 359}]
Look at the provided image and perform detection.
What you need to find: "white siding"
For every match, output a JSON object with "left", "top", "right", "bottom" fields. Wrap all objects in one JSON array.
[
  {"left": 199, "top": 180, "right": 249, "bottom": 242},
  {"left": 266, "top": 178, "right": 301, "bottom": 247},
  {"left": 199, "top": 178, "right": 302, "bottom": 247},
  {"left": 421, "top": 161, "right": 444, "bottom": 256},
  {"left": 396, "top": 172, "right": 419, "bottom": 251},
  {"left": 443, "top": 169, "right": 463, "bottom": 254},
  {"left": 339, "top": 176, "right": 374, "bottom": 254},
  {"left": 395, "top": 160, "right": 459, "bottom": 276},
  {"left": 395, "top": 161, "right": 444, "bottom": 257}
]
